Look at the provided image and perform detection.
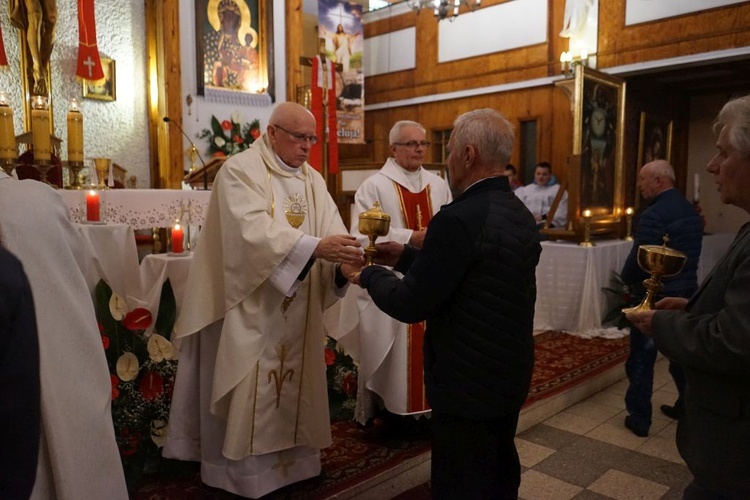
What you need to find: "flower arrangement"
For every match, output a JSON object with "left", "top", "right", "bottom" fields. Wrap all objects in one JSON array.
[
  {"left": 325, "top": 336, "right": 358, "bottom": 421},
  {"left": 197, "top": 112, "right": 261, "bottom": 158},
  {"left": 94, "top": 279, "right": 177, "bottom": 487}
]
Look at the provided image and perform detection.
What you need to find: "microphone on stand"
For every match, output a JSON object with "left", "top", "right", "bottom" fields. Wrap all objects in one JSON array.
[{"left": 163, "top": 116, "right": 208, "bottom": 190}]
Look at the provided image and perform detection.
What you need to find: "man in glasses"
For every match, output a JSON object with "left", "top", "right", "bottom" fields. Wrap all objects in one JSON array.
[
  {"left": 165, "top": 102, "right": 362, "bottom": 498},
  {"left": 327, "top": 120, "right": 451, "bottom": 432}
]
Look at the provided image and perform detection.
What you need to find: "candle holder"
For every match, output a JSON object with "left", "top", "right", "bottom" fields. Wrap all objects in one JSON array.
[
  {"left": 93, "top": 157, "right": 111, "bottom": 190},
  {"left": 64, "top": 161, "right": 86, "bottom": 189},
  {"left": 35, "top": 159, "right": 56, "bottom": 187},
  {"left": 579, "top": 209, "right": 595, "bottom": 247},
  {"left": 625, "top": 207, "right": 634, "bottom": 241}
]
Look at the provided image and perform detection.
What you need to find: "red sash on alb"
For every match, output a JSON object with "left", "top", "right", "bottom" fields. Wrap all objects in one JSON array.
[{"left": 393, "top": 182, "right": 433, "bottom": 412}]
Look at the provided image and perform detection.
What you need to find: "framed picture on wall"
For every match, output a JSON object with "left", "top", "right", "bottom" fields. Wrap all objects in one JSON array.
[
  {"left": 195, "top": 0, "right": 273, "bottom": 97},
  {"left": 635, "top": 112, "right": 673, "bottom": 208},
  {"left": 82, "top": 58, "right": 116, "bottom": 101},
  {"left": 571, "top": 65, "right": 626, "bottom": 222}
]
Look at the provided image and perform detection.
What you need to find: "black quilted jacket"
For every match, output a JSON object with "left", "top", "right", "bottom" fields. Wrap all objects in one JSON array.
[{"left": 361, "top": 176, "right": 541, "bottom": 419}]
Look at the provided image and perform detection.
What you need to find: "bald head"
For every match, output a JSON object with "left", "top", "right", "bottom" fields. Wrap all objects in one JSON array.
[
  {"left": 267, "top": 102, "right": 317, "bottom": 168},
  {"left": 638, "top": 160, "right": 675, "bottom": 200}
]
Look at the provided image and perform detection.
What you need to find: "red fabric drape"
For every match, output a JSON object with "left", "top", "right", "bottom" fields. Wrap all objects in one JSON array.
[
  {"left": 326, "top": 64, "right": 339, "bottom": 175},
  {"left": 0, "top": 24, "right": 8, "bottom": 67},
  {"left": 308, "top": 56, "right": 324, "bottom": 172},
  {"left": 76, "top": 0, "right": 104, "bottom": 81}
]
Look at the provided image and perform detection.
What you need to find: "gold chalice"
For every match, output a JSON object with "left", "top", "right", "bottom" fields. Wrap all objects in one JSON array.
[
  {"left": 359, "top": 201, "right": 391, "bottom": 266},
  {"left": 93, "top": 157, "right": 111, "bottom": 190},
  {"left": 622, "top": 243, "right": 687, "bottom": 314}
]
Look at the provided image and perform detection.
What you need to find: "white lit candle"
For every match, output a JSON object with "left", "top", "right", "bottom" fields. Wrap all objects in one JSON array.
[
  {"left": 67, "top": 98, "right": 84, "bottom": 163},
  {"left": 31, "top": 96, "right": 51, "bottom": 162}
]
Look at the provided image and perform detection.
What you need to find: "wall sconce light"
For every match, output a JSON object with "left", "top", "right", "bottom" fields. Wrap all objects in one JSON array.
[
  {"left": 408, "top": 0, "right": 481, "bottom": 22},
  {"left": 559, "top": 50, "right": 589, "bottom": 78}
]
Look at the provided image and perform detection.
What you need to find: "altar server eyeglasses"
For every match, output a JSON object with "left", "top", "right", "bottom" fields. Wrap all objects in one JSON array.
[
  {"left": 273, "top": 124, "right": 319, "bottom": 145},
  {"left": 393, "top": 141, "right": 431, "bottom": 149}
]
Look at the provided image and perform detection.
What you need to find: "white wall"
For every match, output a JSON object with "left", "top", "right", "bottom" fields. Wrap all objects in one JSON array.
[
  {"left": 688, "top": 93, "right": 750, "bottom": 234},
  {"left": 0, "top": 2, "right": 150, "bottom": 186}
]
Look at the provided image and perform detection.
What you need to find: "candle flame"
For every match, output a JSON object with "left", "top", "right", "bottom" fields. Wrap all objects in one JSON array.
[
  {"left": 626, "top": 207, "right": 633, "bottom": 215},
  {"left": 583, "top": 209, "right": 592, "bottom": 218}
]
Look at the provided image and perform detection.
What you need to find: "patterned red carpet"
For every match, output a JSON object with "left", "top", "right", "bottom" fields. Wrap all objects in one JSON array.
[{"left": 132, "top": 331, "right": 629, "bottom": 499}]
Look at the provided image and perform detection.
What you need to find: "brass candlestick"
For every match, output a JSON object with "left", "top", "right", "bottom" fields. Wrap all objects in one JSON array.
[
  {"left": 625, "top": 207, "right": 634, "bottom": 241},
  {"left": 64, "top": 161, "right": 86, "bottom": 189},
  {"left": 579, "top": 209, "right": 595, "bottom": 247},
  {"left": 622, "top": 237, "right": 687, "bottom": 314},
  {"left": 359, "top": 201, "right": 391, "bottom": 266}
]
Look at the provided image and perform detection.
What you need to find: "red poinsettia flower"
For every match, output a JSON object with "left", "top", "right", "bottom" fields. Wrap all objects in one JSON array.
[
  {"left": 122, "top": 308, "right": 153, "bottom": 331},
  {"left": 221, "top": 120, "right": 232, "bottom": 131},
  {"left": 119, "top": 427, "right": 140, "bottom": 456},
  {"left": 233, "top": 134, "right": 243, "bottom": 144},
  {"left": 101, "top": 335, "right": 110, "bottom": 350},
  {"left": 212, "top": 151, "right": 227, "bottom": 158},
  {"left": 97, "top": 323, "right": 104, "bottom": 333},
  {"left": 110, "top": 374, "right": 120, "bottom": 400},
  {"left": 250, "top": 128, "right": 261, "bottom": 139},
  {"left": 139, "top": 370, "right": 164, "bottom": 401},
  {"left": 325, "top": 348, "right": 336, "bottom": 366},
  {"left": 342, "top": 373, "right": 356, "bottom": 395}
]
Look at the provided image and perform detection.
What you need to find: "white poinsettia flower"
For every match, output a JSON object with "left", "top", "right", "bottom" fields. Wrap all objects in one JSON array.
[
  {"left": 147, "top": 334, "right": 175, "bottom": 362},
  {"left": 109, "top": 293, "right": 127, "bottom": 321},
  {"left": 214, "top": 136, "right": 226, "bottom": 147},
  {"left": 116, "top": 352, "right": 139, "bottom": 381},
  {"left": 231, "top": 111, "right": 241, "bottom": 124},
  {"left": 151, "top": 419, "right": 168, "bottom": 447}
]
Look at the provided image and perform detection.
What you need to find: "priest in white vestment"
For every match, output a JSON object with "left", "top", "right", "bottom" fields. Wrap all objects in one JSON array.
[
  {"left": 0, "top": 172, "right": 128, "bottom": 499},
  {"left": 326, "top": 121, "right": 452, "bottom": 425},
  {"left": 163, "top": 103, "right": 362, "bottom": 498}
]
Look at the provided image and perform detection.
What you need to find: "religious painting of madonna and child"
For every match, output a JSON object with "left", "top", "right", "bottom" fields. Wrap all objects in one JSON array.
[
  {"left": 195, "top": 0, "right": 271, "bottom": 97},
  {"left": 318, "top": 0, "right": 365, "bottom": 144},
  {"left": 572, "top": 65, "right": 625, "bottom": 219}
]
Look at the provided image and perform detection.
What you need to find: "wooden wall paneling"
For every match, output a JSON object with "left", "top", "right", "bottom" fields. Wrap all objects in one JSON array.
[{"left": 286, "top": 0, "right": 304, "bottom": 102}]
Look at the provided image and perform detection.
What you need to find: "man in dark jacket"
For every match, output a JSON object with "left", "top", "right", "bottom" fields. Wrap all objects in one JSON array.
[
  {"left": 357, "top": 108, "right": 541, "bottom": 499},
  {"left": 621, "top": 160, "right": 703, "bottom": 437},
  {"left": 626, "top": 94, "right": 750, "bottom": 499}
]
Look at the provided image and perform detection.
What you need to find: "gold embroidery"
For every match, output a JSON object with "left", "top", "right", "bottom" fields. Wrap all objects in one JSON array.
[
  {"left": 281, "top": 291, "right": 297, "bottom": 320},
  {"left": 268, "top": 340, "right": 295, "bottom": 409},
  {"left": 416, "top": 205, "right": 424, "bottom": 230},
  {"left": 283, "top": 193, "right": 307, "bottom": 228}
]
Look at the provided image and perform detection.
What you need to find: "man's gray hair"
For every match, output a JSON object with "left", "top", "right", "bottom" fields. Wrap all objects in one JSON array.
[
  {"left": 713, "top": 94, "right": 750, "bottom": 158},
  {"left": 389, "top": 120, "right": 426, "bottom": 145},
  {"left": 452, "top": 108, "right": 514, "bottom": 167}
]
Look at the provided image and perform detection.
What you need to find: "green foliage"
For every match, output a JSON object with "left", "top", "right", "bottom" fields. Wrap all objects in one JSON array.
[{"left": 197, "top": 114, "right": 261, "bottom": 158}]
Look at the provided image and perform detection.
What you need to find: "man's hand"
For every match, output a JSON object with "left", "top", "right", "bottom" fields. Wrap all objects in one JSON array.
[
  {"left": 372, "top": 241, "right": 405, "bottom": 267},
  {"left": 625, "top": 310, "right": 656, "bottom": 334},
  {"left": 340, "top": 262, "right": 363, "bottom": 286},
  {"left": 655, "top": 297, "right": 688, "bottom": 310},
  {"left": 408, "top": 229, "right": 427, "bottom": 249},
  {"left": 313, "top": 235, "right": 362, "bottom": 264}
]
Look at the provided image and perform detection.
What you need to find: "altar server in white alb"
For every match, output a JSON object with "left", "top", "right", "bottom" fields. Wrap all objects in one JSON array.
[
  {"left": 328, "top": 120, "right": 452, "bottom": 424},
  {"left": 163, "top": 102, "right": 362, "bottom": 498},
  {"left": 0, "top": 172, "right": 128, "bottom": 499},
  {"left": 515, "top": 161, "right": 568, "bottom": 229}
]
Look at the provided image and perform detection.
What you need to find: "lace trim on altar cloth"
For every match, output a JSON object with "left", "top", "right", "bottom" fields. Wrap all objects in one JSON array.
[{"left": 204, "top": 86, "right": 273, "bottom": 107}]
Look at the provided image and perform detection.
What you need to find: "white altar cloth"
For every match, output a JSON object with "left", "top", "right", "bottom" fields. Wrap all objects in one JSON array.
[{"left": 59, "top": 189, "right": 211, "bottom": 229}]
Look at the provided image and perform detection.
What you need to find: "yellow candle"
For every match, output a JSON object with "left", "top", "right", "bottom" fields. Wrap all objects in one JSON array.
[
  {"left": 0, "top": 94, "right": 16, "bottom": 160},
  {"left": 31, "top": 96, "right": 51, "bottom": 162},
  {"left": 67, "top": 100, "right": 84, "bottom": 163}
]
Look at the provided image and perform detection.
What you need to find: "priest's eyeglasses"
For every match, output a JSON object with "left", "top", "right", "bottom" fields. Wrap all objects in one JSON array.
[
  {"left": 393, "top": 140, "right": 431, "bottom": 149},
  {"left": 273, "top": 124, "right": 319, "bottom": 145}
]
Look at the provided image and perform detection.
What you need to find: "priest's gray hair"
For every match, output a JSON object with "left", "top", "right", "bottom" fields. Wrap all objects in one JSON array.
[
  {"left": 714, "top": 94, "right": 750, "bottom": 158},
  {"left": 452, "top": 108, "right": 514, "bottom": 168},
  {"left": 389, "top": 120, "right": 426, "bottom": 145}
]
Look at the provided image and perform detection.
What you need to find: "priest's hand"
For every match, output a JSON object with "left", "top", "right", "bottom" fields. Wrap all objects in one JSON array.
[
  {"left": 408, "top": 229, "right": 427, "bottom": 249},
  {"left": 624, "top": 310, "right": 656, "bottom": 335},
  {"left": 314, "top": 235, "right": 362, "bottom": 265},
  {"left": 373, "top": 241, "right": 405, "bottom": 267}
]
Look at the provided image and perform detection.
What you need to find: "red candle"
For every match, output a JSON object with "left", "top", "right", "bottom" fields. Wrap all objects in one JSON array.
[
  {"left": 171, "top": 224, "right": 184, "bottom": 253},
  {"left": 86, "top": 190, "right": 100, "bottom": 222}
]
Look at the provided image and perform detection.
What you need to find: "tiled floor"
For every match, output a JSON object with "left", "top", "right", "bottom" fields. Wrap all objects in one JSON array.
[{"left": 396, "top": 357, "right": 692, "bottom": 500}]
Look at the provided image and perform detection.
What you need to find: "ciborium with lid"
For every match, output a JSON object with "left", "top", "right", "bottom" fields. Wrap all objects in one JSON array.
[
  {"left": 622, "top": 235, "right": 687, "bottom": 314},
  {"left": 358, "top": 201, "right": 391, "bottom": 266}
]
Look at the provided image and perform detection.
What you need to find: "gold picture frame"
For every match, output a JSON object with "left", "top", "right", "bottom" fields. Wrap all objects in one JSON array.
[
  {"left": 635, "top": 112, "right": 673, "bottom": 208},
  {"left": 82, "top": 58, "right": 116, "bottom": 101}
]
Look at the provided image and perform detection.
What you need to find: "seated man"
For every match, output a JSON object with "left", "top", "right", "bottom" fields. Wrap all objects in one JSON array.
[{"left": 515, "top": 161, "right": 568, "bottom": 228}]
